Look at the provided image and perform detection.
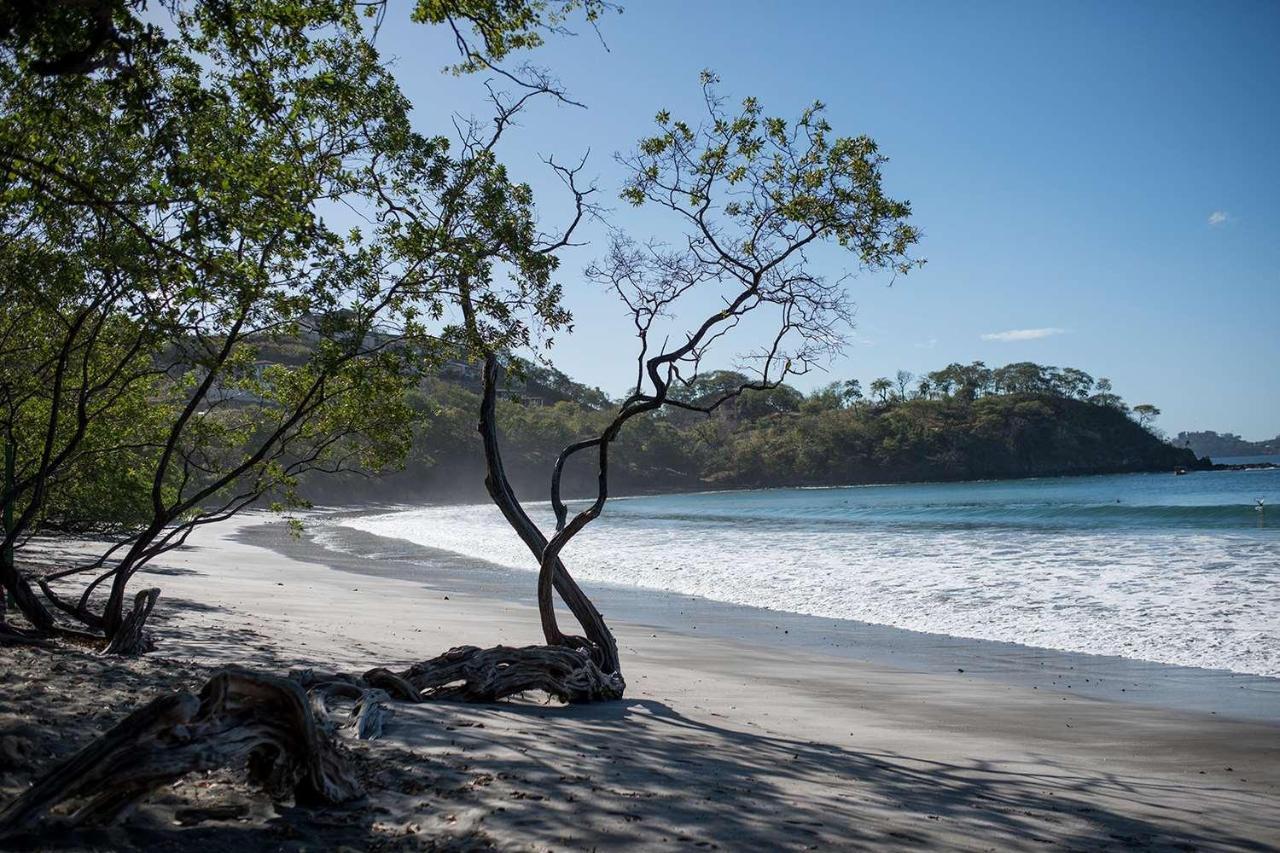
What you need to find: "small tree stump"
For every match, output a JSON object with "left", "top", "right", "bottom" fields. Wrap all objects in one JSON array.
[
  {"left": 101, "top": 587, "right": 160, "bottom": 656},
  {"left": 346, "top": 689, "right": 393, "bottom": 740}
]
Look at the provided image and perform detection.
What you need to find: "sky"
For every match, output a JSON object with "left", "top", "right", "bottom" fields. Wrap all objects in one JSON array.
[{"left": 374, "top": 0, "right": 1279, "bottom": 440}]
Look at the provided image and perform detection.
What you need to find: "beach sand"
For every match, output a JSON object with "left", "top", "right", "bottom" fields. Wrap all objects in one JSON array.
[{"left": 4, "top": 513, "right": 1279, "bottom": 850}]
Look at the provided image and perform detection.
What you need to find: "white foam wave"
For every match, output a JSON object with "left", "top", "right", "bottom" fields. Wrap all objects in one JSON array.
[{"left": 331, "top": 502, "right": 1280, "bottom": 677}]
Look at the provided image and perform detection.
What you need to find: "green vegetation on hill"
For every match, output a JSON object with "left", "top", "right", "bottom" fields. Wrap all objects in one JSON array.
[
  {"left": 317, "top": 360, "right": 1201, "bottom": 502},
  {"left": 1174, "top": 431, "right": 1279, "bottom": 460}
]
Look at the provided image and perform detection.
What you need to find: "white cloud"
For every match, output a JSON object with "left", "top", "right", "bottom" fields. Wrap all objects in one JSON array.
[
  {"left": 980, "top": 327, "right": 1066, "bottom": 342},
  {"left": 1208, "top": 210, "right": 1230, "bottom": 226}
]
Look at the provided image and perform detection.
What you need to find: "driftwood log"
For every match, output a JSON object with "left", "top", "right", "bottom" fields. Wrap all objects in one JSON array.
[{"left": 0, "top": 670, "right": 362, "bottom": 836}]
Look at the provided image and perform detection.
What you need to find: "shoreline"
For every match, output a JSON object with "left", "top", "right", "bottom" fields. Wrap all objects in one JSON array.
[
  {"left": 284, "top": 514, "right": 1280, "bottom": 723},
  {"left": 15, "top": 513, "right": 1280, "bottom": 849},
  {"left": 317, "top": 458, "right": 1241, "bottom": 507}
]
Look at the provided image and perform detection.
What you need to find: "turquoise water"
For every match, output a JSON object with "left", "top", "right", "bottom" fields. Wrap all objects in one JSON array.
[
  {"left": 335, "top": 468, "right": 1280, "bottom": 677},
  {"left": 603, "top": 468, "right": 1280, "bottom": 532}
]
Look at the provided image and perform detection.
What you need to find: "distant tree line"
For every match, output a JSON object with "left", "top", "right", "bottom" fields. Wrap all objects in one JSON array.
[
  {"left": 314, "top": 358, "right": 1194, "bottom": 503},
  {"left": 1174, "top": 430, "right": 1279, "bottom": 459}
]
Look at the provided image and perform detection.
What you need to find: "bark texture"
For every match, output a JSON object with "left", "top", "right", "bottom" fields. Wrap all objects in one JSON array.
[
  {"left": 293, "top": 643, "right": 624, "bottom": 710},
  {"left": 477, "top": 356, "right": 622, "bottom": 678},
  {"left": 391, "top": 644, "right": 624, "bottom": 703},
  {"left": 100, "top": 586, "right": 159, "bottom": 656}
]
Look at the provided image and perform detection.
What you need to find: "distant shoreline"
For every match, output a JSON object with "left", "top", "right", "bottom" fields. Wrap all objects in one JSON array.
[
  {"left": 316, "top": 457, "right": 1245, "bottom": 508},
  {"left": 312, "top": 459, "right": 1272, "bottom": 516}
]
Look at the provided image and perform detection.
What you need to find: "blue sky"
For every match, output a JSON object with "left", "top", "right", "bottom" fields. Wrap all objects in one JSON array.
[{"left": 377, "top": 0, "right": 1279, "bottom": 439}]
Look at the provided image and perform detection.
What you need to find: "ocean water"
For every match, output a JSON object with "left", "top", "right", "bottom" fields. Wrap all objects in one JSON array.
[{"left": 329, "top": 469, "right": 1280, "bottom": 677}]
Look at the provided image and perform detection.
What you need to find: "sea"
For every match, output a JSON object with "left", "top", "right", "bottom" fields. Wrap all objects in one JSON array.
[{"left": 321, "top": 461, "right": 1279, "bottom": 679}]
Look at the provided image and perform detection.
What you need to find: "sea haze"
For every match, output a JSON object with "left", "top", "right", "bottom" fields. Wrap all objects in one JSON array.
[{"left": 327, "top": 469, "right": 1279, "bottom": 678}]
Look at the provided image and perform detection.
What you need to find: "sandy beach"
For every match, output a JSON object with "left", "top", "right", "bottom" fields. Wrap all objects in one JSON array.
[{"left": 3, "top": 512, "right": 1275, "bottom": 851}]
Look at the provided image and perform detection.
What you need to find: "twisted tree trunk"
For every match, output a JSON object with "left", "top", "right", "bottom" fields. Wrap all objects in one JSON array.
[
  {"left": 478, "top": 356, "right": 621, "bottom": 677},
  {"left": 0, "top": 555, "right": 56, "bottom": 635}
]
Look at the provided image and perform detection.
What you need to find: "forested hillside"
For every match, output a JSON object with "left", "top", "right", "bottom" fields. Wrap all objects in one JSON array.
[{"left": 316, "top": 360, "right": 1203, "bottom": 503}]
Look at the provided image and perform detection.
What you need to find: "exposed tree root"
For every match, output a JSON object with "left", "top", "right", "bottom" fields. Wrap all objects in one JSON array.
[
  {"left": 297, "top": 674, "right": 395, "bottom": 741},
  {"left": 0, "top": 670, "right": 362, "bottom": 837},
  {"left": 346, "top": 688, "right": 394, "bottom": 741},
  {"left": 291, "top": 644, "right": 625, "bottom": 726},
  {"left": 390, "top": 644, "right": 625, "bottom": 703},
  {"left": 0, "top": 643, "right": 620, "bottom": 841},
  {"left": 0, "top": 622, "right": 53, "bottom": 648}
]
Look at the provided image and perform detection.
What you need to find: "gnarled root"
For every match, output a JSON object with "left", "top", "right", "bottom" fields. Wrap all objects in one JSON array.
[
  {"left": 292, "top": 644, "right": 624, "bottom": 725},
  {"left": 346, "top": 689, "right": 393, "bottom": 741},
  {"left": 385, "top": 644, "right": 624, "bottom": 704},
  {"left": 0, "top": 670, "right": 362, "bottom": 837},
  {"left": 294, "top": 673, "right": 395, "bottom": 742}
]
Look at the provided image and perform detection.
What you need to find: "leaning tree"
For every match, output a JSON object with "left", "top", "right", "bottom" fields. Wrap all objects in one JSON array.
[{"left": 447, "top": 72, "right": 922, "bottom": 698}]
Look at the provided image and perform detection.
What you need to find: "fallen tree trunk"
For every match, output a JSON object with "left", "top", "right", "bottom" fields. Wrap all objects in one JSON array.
[{"left": 0, "top": 670, "right": 362, "bottom": 837}]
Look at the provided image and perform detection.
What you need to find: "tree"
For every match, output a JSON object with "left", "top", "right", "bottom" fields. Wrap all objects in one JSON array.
[
  {"left": 449, "top": 72, "right": 920, "bottom": 695},
  {"left": 1058, "top": 367, "right": 1095, "bottom": 400},
  {"left": 0, "top": 0, "right": 465, "bottom": 646},
  {"left": 927, "top": 361, "right": 991, "bottom": 401},
  {"left": 0, "top": 241, "right": 175, "bottom": 633},
  {"left": 1132, "top": 403, "right": 1161, "bottom": 430},
  {"left": 894, "top": 370, "right": 914, "bottom": 400},
  {"left": 1088, "top": 377, "right": 1127, "bottom": 411},
  {"left": 870, "top": 377, "right": 893, "bottom": 405},
  {"left": 992, "top": 361, "right": 1048, "bottom": 395},
  {"left": 802, "top": 379, "right": 861, "bottom": 412}
]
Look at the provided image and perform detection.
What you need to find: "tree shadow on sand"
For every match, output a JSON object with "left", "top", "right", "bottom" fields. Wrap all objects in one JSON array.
[{"left": 376, "top": 697, "right": 1277, "bottom": 851}]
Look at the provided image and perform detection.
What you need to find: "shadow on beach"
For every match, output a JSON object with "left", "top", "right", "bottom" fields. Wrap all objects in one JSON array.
[
  {"left": 365, "top": 694, "right": 1277, "bottom": 851},
  {"left": 4, "top": 596, "right": 1277, "bottom": 851}
]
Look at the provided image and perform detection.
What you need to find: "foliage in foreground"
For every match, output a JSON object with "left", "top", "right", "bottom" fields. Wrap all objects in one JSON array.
[{"left": 0, "top": 0, "right": 615, "bottom": 644}]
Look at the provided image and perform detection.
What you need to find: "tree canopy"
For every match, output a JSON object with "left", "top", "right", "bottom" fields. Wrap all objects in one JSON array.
[{"left": 0, "top": 0, "right": 614, "bottom": 643}]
